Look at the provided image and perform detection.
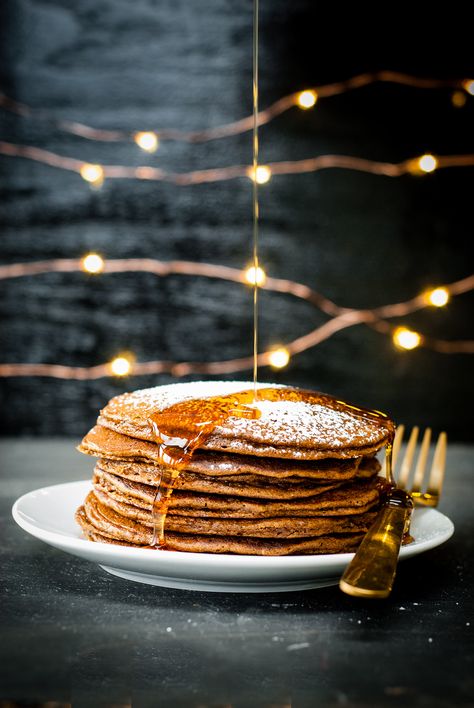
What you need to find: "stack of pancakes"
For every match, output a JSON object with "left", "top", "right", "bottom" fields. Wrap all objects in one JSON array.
[{"left": 76, "top": 381, "right": 394, "bottom": 555}]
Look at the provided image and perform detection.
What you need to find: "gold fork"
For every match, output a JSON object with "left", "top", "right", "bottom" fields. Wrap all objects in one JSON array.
[{"left": 339, "top": 426, "right": 447, "bottom": 598}]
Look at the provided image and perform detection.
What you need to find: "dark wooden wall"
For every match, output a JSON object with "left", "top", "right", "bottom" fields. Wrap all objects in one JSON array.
[{"left": 1, "top": 0, "right": 473, "bottom": 438}]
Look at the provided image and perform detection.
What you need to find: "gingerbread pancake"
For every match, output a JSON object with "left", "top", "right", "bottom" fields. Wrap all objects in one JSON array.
[
  {"left": 79, "top": 425, "right": 371, "bottom": 480},
  {"left": 97, "top": 381, "right": 394, "bottom": 460},
  {"left": 94, "top": 461, "right": 351, "bottom": 500},
  {"left": 76, "top": 495, "right": 378, "bottom": 555},
  {"left": 91, "top": 467, "right": 380, "bottom": 519},
  {"left": 76, "top": 507, "right": 368, "bottom": 555}
]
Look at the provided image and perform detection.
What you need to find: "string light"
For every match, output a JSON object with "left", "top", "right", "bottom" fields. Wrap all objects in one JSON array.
[
  {"left": 427, "top": 287, "right": 450, "bottom": 307},
  {"left": 268, "top": 347, "right": 291, "bottom": 369},
  {"left": 134, "top": 131, "right": 159, "bottom": 153},
  {"left": 462, "top": 79, "right": 474, "bottom": 95},
  {"left": 451, "top": 91, "right": 467, "bottom": 108},
  {"left": 0, "top": 267, "right": 472, "bottom": 378},
  {"left": 296, "top": 90, "right": 318, "bottom": 109},
  {"left": 3, "top": 142, "right": 473, "bottom": 185},
  {"left": 393, "top": 327, "right": 422, "bottom": 350},
  {"left": 244, "top": 265, "right": 267, "bottom": 287},
  {"left": 81, "top": 253, "right": 104, "bottom": 274},
  {"left": 109, "top": 354, "right": 134, "bottom": 377},
  {"left": 416, "top": 154, "right": 438, "bottom": 174},
  {"left": 0, "top": 72, "right": 466, "bottom": 144},
  {"left": 79, "top": 163, "right": 104, "bottom": 187},
  {"left": 0, "top": 69, "right": 473, "bottom": 379},
  {"left": 248, "top": 165, "right": 272, "bottom": 184}
]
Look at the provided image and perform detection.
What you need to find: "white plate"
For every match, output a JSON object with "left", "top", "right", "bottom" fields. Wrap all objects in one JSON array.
[{"left": 12, "top": 480, "right": 454, "bottom": 593}]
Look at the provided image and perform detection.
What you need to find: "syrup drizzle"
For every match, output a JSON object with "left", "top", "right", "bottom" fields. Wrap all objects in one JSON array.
[
  {"left": 337, "top": 398, "right": 394, "bottom": 484},
  {"left": 147, "top": 387, "right": 393, "bottom": 547},
  {"left": 252, "top": 0, "right": 260, "bottom": 401},
  {"left": 148, "top": 391, "right": 261, "bottom": 546}
]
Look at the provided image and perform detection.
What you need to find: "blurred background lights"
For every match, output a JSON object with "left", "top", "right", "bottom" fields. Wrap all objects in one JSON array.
[
  {"left": 268, "top": 347, "right": 291, "bottom": 368},
  {"left": 79, "top": 163, "right": 104, "bottom": 187},
  {"left": 134, "top": 131, "right": 159, "bottom": 152},
  {"left": 296, "top": 89, "right": 318, "bottom": 109},
  {"left": 244, "top": 265, "right": 266, "bottom": 286},
  {"left": 418, "top": 154, "right": 438, "bottom": 173},
  {"left": 427, "top": 287, "right": 450, "bottom": 307},
  {"left": 393, "top": 327, "right": 422, "bottom": 350},
  {"left": 248, "top": 165, "right": 272, "bottom": 184},
  {"left": 81, "top": 253, "right": 104, "bottom": 274},
  {"left": 109, "top": 355, "right": 134, "bottom": 377},
  {"left": 451, "top": 90, "right": 467, "bottom": 108}
]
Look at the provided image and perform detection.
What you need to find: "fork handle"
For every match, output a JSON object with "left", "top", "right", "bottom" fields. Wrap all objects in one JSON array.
[{"left": 339, "top": 504, "right": 412, "bottom": 598}]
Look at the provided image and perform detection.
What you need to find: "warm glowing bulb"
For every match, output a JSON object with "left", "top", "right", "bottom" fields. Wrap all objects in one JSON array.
[
  {"left": 417, "top": 154, "right": 438, "bottom": 173},
  {"left": 244, "top": 265, "right": 267, "bottom": 287},
  {"left": 248, "top": 165, "right": 272, "bottom": 184},
  {"left": 109, "top": 356, "right": 133, "bottom": 377},
  {"left": 268, "top": 347, "right": 291, "bottom": 369},
  {"left": 393, "top": 327, "right": 421, "bottom": 351},
  {"left": 80, "top": 163, "right": 104, "bottom": 187},
  {"left": 296, "top": 89, "right": 318, "bottom": 109},
  {"left": 427, "top": 287, "right": 450, "bottom": 307},
  {"left": 451, "top": 90, "right": 467, "bottom": 108},
  {"left": 134, "top": 131, "right": 159, "bottom": 152},
  {"left": 462, "top": 79, "right": 474, "bottom": 95},
  {"left": 81, "top": 253, "right": 104, "bottom": 274}
]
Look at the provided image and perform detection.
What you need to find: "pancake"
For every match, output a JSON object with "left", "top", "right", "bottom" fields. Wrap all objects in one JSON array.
[
  {"left": 87, "top": 487, "right": 378, "bottom": 535},
  {"left": 94, "top": 461, "right": 351, "bottom": 500},
  {"left": 92, "top": 467, "right": 380, "bottom": 518},
  {"left": 76, "top": 507, "right": 367, "bottom": 555},
  {"left": 76, "top": 381, "right": 394, "bottom": 555},
  {"left": 97, "top": 381, "right": 394, "bottom": 460},
  {"left": 77, "top": 494, "right": 378, "bottom": 551},
  {"left": 79, "top": 425, "right": 369, "bottom": 480},
  {"left": 93, "top": 454, "right": 379, "bottom": 492}
]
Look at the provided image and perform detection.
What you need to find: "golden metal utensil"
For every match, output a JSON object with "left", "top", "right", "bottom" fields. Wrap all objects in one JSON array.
[{"left": 339, "top": 427, "right": 447, "bottom": 598}]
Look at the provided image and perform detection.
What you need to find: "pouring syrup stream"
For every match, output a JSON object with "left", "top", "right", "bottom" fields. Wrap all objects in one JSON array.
[{"left": 252, "top": 0, "right": 260, "bottom": 402}]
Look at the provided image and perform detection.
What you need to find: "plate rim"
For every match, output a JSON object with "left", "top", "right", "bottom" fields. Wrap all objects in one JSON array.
[{"left": 11, "top": 479, "right": 455, "bottom": 569}]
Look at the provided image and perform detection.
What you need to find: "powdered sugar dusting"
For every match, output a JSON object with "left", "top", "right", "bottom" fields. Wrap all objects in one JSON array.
[
  {"left": 227, "top": 399, "right": 381, "bottom": 445},
  {"left": 99, "top": 381, "right": 393, "bottom": 453}
]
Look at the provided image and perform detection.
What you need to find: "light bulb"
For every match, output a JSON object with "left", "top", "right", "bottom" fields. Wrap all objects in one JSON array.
[
  {"left": 80, "top": 163, "right": 104, "bottom": 187},
  {"left": 417, "top": 154, "right": 438, "bottom": 174},
  {"left": 248, "top": 165, "right": 272, "bottom": 184},
  {"left": 296, "top": 90, "right": 318, "bottom": 109},
  {"left": 109, "top": 355, "right": 133, "bottom": 377},
  {"left": 451, "top": 91, "right": 467, "bottom": 108},
  {"left": 393, "top": 327, "right": 421, "bottom": 350},
  {"left": 462, "top": 79, "right": 474, "bottom": 95},
  {"left": 268, "top": 347, "right": 290, "bottom": 369},
  {"left": 244, "top": 265, "right": 266, "bottom": 287},
  {"left": 427, "top": 287, "right": 449, "bottom": 307},
  {"left": 81, "top": 253, "right": 104, "bottom": 274},
  {"left": 134, "top": 131, "right": 159, "bottom": 153}
]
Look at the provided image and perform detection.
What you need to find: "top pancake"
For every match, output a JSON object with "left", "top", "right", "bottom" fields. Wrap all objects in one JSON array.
[{"left": 97, "top": 381, "right": 394, "bottom": 460}]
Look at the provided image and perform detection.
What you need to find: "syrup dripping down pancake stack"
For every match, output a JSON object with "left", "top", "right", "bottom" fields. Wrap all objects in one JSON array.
[{"left": 75, "top": 381, "right": 394, "bottom": 555}]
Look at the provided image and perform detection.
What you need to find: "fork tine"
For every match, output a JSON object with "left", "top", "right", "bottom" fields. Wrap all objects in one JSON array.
[
  {"left": 411, "top": 428, "right": 432, "bottom": 493},
  {"left": 427, "top": 432, "right": 447, "bottom": 498},
  {"left": 391, "top": 425, "right": 405, "bottom": 471},
  {"left": 398, "top": 426, "right": 419, "bottom": 489}
]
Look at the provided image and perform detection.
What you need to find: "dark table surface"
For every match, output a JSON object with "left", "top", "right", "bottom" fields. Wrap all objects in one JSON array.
[{"left": 1, "top": 438, "right": 473, "bottom": 707}]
